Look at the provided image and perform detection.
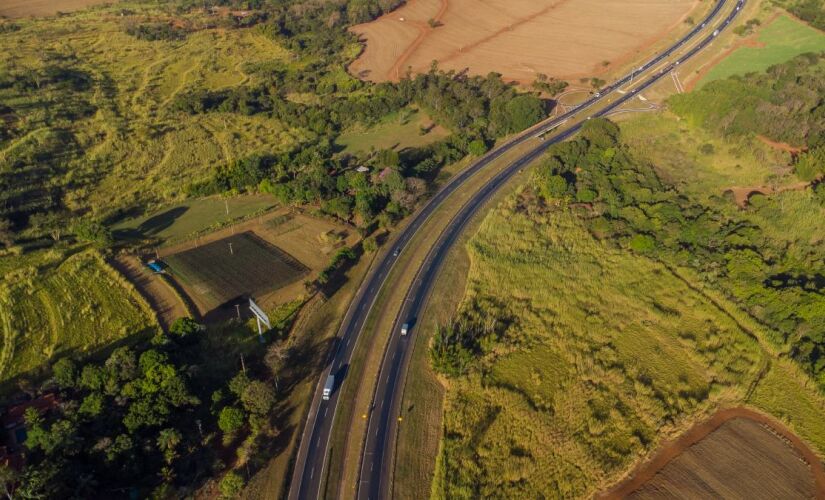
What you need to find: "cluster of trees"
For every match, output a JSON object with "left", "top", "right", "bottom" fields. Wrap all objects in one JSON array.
[
  {"left": 532, "top": 73, "right": 569, "bottom": 96},
  {"left": 531, "top": 118, "right": 825, "bottom": 389},
  {"left": 732, "top": 18, "right": 761, "bottom": 36},
  {"left": 124, "top": 22, "right": 188, "bottom": 41},
  {"left": 175, "top": 64, "right": 545, "bottom": 228},
  {"left": 11, "top": 318, "right": 285, "bottom": 497},
  {"left": 782, "top": 0, "right": 825, "bottom": 31},
  {"left": 430, "top": 297, "right": 513, "bottom": 377},
  {"left": 669, "top": 52, "right": 825, "bottom": 182}
]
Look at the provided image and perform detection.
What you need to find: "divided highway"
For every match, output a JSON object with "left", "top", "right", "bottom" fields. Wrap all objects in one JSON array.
[{"left": 289, "top": 0, "right": 746, "bottom": 497}]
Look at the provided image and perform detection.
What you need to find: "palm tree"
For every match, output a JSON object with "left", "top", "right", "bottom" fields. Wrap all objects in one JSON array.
[{"left": 157, "top": 428, "right": 182, "bottom": 464}]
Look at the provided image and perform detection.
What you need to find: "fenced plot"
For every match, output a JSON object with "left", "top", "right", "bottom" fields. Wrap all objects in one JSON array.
[{"left": 165, "top": 231, "right": 309, "bottom": 311}]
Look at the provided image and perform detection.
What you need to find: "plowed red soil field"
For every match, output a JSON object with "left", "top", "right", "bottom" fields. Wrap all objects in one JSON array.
[
  {"left": 348, "top": 0, "right": 699, "bottom": 84},
  {"left": 602, "top": 407, "right": 825, "bottom": 499}
]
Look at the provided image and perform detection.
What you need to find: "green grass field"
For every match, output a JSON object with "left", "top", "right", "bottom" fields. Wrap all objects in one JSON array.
[
  {"left": 700, "top": 14, "right": 825, "bottom": 86},
  {"left": 336, "top": 108, "right": 450, "bottom": 154},
  {"left": 112, "top": 194, "right": 277, "bottom": 246},
  {"left": 0, "top": 250, "right": 158, "bottom": 387},
  {"left": 432, "top": 194, "right": 825, "bottom": 498},
  {"left": 0, "top": 4, "right": 310, "bottom": 220}
]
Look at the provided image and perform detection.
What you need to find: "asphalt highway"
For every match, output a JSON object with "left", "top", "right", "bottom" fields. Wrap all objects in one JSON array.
[{"left": 288, "top": 0, "right": 745, "bottom": 497}]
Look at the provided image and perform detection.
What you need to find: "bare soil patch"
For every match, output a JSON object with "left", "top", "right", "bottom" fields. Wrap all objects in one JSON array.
[
  {"left": 0, "top": 0, "right": 109, "bottom": 18},
  {"left": 601, "top": 407, "right": 825, "bottom": 499},
  {"left": 726, "top": 181, "right": 811, "bottom": 208},
  {"left": 348, "top": 0, "right": 698, "bottom": 84},
  {"left": 756, "top": 134, "right": 804, "bottom": 154},
  {"left": 112, "top": 255, "right": 190, "bottom": 330}
]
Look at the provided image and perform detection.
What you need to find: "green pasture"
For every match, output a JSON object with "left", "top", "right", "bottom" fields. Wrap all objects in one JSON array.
[
  {"left": 700, "top": 14, "right": 825, "bottom": 86},
  {"left": 112, "top": 194, "right": 278, "bottom": 246},
  {"left": 336, "top": 108, "right": 450, "bottom": 154}
]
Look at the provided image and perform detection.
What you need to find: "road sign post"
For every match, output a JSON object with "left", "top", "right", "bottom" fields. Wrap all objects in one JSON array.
[{"left": 249, "top": 298, "right": 271, "bottom": 343}]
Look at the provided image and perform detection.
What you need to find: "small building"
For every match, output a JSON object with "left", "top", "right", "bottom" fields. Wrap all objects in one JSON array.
[{"left": 0, "top": 393, "right": 59, "bottom": 469}]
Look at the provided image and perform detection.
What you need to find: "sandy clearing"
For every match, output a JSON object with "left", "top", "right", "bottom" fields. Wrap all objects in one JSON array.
[
  {"left": 0, "top": 0, "right": 109, "bottom": 18},
  {"left": 349, "top": 0, "right": 699, "bottom": 84},
  {"left": 600, "top": 407, "right": 825, "bottom": 499}
]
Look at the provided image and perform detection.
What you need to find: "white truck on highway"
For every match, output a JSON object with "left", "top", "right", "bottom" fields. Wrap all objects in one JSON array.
[{"left": 322, "top": 375, "right": 335, "bottom": 400}]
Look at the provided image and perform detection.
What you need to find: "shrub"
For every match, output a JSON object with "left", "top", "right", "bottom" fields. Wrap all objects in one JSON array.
[
  {"left": 52, "top": 358, "right": 77, "bottom": 389},
  {"left": 219, "top": 471, "right": 245, "bottom": 498},
  {"left": 628, "top": 233, "right": 656, "bottom": 253},
  {"left": 218, "top": 407, "right": 245, "bottom": 434},
  {"left": 468, "top": 139, "right": 488, "bottom": 156}
]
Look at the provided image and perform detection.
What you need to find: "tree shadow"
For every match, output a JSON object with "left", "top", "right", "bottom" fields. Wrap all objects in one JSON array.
[{"left": 113, "top": 206, "right": 189, "bottom": 241}]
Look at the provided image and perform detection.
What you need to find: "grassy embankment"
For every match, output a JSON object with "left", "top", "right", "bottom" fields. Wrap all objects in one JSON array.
[{"left": 0, "top": 249, "right": 159, "bottom": 390}]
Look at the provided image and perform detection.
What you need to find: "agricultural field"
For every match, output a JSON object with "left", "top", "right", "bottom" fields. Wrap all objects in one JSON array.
[
  {"left": 0, "top": 4, "right": 310, "bottom": 222},
  {"left": 112, "top": 194, "right": 278, "bottom": 247},
  {"left": 336, "top": 108, "right": 450, "bottom": 154},
  {"left": 164, "top": 231, "right": 309, "bottom": 312},
  {"left": 0, "top": 0, "right": 108, "bottom": 18},
  {"left": 431, "top": 194, "right": 825, "bottom": 498},
  {"left": 0, "top": 250, "right": 158, "bottom": 388},
  {"left": 608, "top": 409, "right": 825, "bottom": 498},
  {"left": 348, "top": 0, "right": 698, "bottom": 83},
  {"left": 697, "top": 14, "right": 825, "bottom": 86}
]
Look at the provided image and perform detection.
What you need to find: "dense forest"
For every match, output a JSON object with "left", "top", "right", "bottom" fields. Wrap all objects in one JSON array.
[
  {"left": 780, "top": 0, "right": 825, "bottom": 30},
  {"left": 7, "top": 313, "right": 306, "bottom": 497},
  {"left": 0, "top": 0, "right": 545, "bottom": 243}
]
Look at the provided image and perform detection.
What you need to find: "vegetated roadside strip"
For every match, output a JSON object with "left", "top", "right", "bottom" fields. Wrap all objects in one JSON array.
[
  {"left": 358, "top": 1, "right": 749, "bottom": 499},
  {"left": 599, "top": 407, "right": 825, "bottom": 498},
  {"left": 287, "top": 0, "right": 738, "bottom": 498}
]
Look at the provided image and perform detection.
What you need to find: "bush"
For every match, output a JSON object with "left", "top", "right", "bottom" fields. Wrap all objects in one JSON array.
[
  {"left": 52, "top": 358, "right": 77, "bottom": 389},
  {"left": 468, "top": 139, "right": 488, "bottom": 156},
  {"left": 219, "top": 471, "right": 245, "bottom": 498},
  {"left": 628, "top": 233, "right": 656, "bottom": 253},
  {"left": 218, "top": 407, "right": 245, "bottom": 434},
  {"left": 169, "top": 317, "right": 202, "bottom": 338}
]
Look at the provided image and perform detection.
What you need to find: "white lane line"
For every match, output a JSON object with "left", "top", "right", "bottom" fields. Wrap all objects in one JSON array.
[
  {"left": 324, "top": 407, "right": 328, "bottom": 418},
  {"left": 310, "top": 466, "right": 315, "bottom": 479}
]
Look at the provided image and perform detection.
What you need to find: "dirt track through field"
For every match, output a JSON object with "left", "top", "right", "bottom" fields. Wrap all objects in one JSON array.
[
  {"left": 601, "top": 407, "right": 825, "bottom": 499},
  {"left": 387, "top": 0, "right": 449, "bottom": 81},
  {"left": 349, "top": 0, "right": 699, "bottom": 84}
]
